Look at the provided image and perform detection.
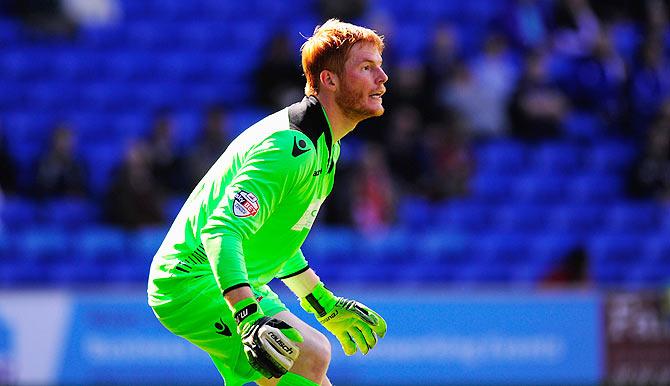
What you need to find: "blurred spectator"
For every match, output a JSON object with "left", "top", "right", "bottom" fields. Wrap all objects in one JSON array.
[
  {"left": 505, "top": 0, "right": 551, "bottom": 51},
  {"left": 350, "top": 144, "right": 397, "bottom": 235},
  {"left": 34, "top": 122, "right": 87, "bottom": 198},
  {"left": 254, "top": 32, "right": 304, "bottom": 111},
  {"left": 318, "top": 0, "right": 368, "bottom": 21},
  {"left": 104, "top": 141, "right": 165, "bottom": 229},
  {"left": 184, "top": 106, "right": 232, "bottom": 185},
  {"left": 628, "top": 104, "right": 670, "bottom": 202},
  {"left": 146, "top": 109, "right": 186, "bottom": 194},
  {"left": 629, "top": 39, "right": 670, "bottom": 134},
  {"left": 543, "top": 245, "right": 591, "bottom": 286},
  {"left": 0, "top": 122, "right": 17, "bottom": 194},
  {"left": 570, "top": 28, "right": 627, "bottom": 126},
  {"left": 552, "top": 0, "right": 602, "bottom": 57},
  {"left": 4, "top": 0, "right": 78, "bottom": 38},
  {"left": 384, "top": 104, "right": 427, "bottom": 195},
  {"left": 440, "top": 61, "right": 486, "bottom": 137},
  {"left": 421, "top": 120, "right": 474, "bottom": 201},
  {"left": 468, "top": 33, "right": 519, "bottom": 136},
  {"left": 508, "top": 50, "right": 569, "bottom": 140},
  {"left": 60, "top": 0, "right": 121, "bottom": 27},
  {"left": 425, "top": 23, "right": 461, "bottom": 113},
  {"left": 384, "top": 59, "right": 432, "bottom": 118}
]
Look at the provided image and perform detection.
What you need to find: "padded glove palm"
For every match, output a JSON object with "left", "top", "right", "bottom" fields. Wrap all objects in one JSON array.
[{"left": 234, "top": 298, "right": 303, "bottom": 378}]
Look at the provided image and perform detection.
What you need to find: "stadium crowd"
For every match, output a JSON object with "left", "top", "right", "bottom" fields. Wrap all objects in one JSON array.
[{"left": 1, "top": 0, "right": 669, "bottom": 286}]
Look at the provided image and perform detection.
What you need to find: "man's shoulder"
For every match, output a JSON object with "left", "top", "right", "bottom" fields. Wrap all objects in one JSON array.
[{"left": 237, "top": 110, "right": 317, "bottom": 164}]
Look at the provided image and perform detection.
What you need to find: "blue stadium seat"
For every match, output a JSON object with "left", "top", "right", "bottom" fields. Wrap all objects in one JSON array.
[
  {"left": 472, "top": 233, "right": 531, "bottom": 264},
  {"left": 42, "top": 198, "right": 100, "bottom": 228},
  {"left": 604, "top": 202, "right": 661, "bottom": 233},
  {"left": 0, "top": 20, "right": 21, "bottom": 42},
  {"left": 80, "top": 142, "right": 124, "bottom": 195},
  {"left": 435, "top": 200, "right": 494, "bottom": 232},
  {"left": 513, "top": 174, "right": 569, "bottom": 204},
  {"left": 0, "top": 231, "right": 12, "bottom": 260},
  {"left": 590, "top": 262, "right": 628, "bottom": 286},
  {"left": 0, "top": 260, "right": 47, "bottom": 286},
  {"left": 393, "top": 22, "right": 431, "bottom": 60},
  {"left": 547, "top": 204, "right": 605, "bottom": 236},
  {"left": 610, "top": 22, "right": 642, "bottom": 64},
  {"left": 529, "top": 234, "right": 579, "bottom": 264},
  {"left": 127, "top": 226, "right": 167, "bottom": 262},
  {"left": 105, "top": 260, "right": 148, "bottom": 282},
  {"left": 16, "top": 227, "right": 71, "bottom": 263},
  {"left": 562, "top": 111, "right": 604, "bottom": 141},
  {"left": 494, "top": 204, "right": 552, "bottom": 232},
  {"left": 461, "top": 260, "right": 514, "bottom": 283},
  {"left": 303, "top": 227, "right": 360, "bottom": 262},
  {"left": 463, "top": 0, "right": 505, "bottom": 23},
  {"left": 624, "top": 263, "right": 670, "bottom": 288},
  {"left": 470, "top": 173, "right": 515, "bottom": 204},
  {"left": 644, "top": 235, "right": 670, "bottom": 265},
  {"left": 568, "top": 173, "right": 623, "bottom": 204},
  {"left": 163, "top": 196, "right": 187, "bottom": 223},
  {"left": 586, "top": 141, "right": 637, "bottom": 173},
  {"left": 78, "top": 226, "right": 127, "bottom": 262},
  {"left": 358, "top": 228, "right": 414, "bottom": 262},
  {"left": 530, "top": 142, "right": 583, "bottom": 175},
  {"left": 475, "top": 140, "right": 527, "bottom": 175},
  {"left": 396, "top": 196, "right": 433, "bottom": 230},
  {"left": 412, "top": 230, "right": 470, "bottom": 264},
  {"left": 589, "top": 234, "right": 646, "bottom": 271},
  {"left": 47, "top": 260, "right": 105, "bottom": 284},
  {"left": 0, "top": 197, "right": 39, "bottom": 230},
  {"left": 414, "top": 0, "right": 461, "bottom": 21},
  {"left": 229, "top": 108, "right": 270, "bottom": 137}
]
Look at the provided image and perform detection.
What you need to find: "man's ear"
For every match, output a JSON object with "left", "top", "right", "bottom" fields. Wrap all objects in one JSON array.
[{"left": 319, "top": 70, "right": 338, "bottom": 91}]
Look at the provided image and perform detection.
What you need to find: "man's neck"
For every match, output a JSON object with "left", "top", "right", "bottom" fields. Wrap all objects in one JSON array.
[{"left": 315, "top": 94, "right": 357, "bottom": 142}]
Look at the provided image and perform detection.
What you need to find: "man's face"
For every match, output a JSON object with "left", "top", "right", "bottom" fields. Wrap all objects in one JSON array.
[{"left": 335, "top": 42, "right": 388, "bottom": 122}]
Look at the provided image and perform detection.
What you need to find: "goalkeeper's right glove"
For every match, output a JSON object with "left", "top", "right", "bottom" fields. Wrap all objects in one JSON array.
[
  {"left": 233, "top": 298, "right": 303, "bottom": 378},
  {"left": 300, "top": 282, "right": 387, "bottom": 356}
]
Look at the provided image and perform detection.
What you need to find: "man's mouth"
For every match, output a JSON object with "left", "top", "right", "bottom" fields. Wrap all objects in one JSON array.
[{"left": 370, "top": 90, "right": 385, "bottom": 100}]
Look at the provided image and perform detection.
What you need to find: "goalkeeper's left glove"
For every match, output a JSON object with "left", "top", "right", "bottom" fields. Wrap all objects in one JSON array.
[
  {"left": 234, "top": 297, "right": 303, "bottom": 378},
  {"left": 300, "top": 282, "right": 387, "bottom": 356}
]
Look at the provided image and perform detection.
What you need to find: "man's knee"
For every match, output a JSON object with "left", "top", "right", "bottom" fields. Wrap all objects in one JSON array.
[{"left": 297, "top": 329, "right": 331, "bottom": 371}]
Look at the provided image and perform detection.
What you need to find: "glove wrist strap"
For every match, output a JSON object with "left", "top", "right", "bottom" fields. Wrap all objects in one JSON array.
[
  {"left": 303, "top": 282, "right": 337, "bottom": 317},
  {"left": 233, "top": 297, "right": 261, "bottom": 325}
]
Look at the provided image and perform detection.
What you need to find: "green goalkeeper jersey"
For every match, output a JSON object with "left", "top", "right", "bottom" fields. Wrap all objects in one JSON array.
[{"left": 148, "top": 96, "right": 340, "bottom": 306}]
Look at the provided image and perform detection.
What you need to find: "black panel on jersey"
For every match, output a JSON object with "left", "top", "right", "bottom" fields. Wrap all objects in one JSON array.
[{"left": 287, "top": 96, "right": 333, "bottom": 163}]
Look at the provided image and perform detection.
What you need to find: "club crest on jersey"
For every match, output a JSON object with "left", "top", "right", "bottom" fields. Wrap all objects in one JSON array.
[{"left": 233, "top": 190, "right": 260, "bottom": 217}]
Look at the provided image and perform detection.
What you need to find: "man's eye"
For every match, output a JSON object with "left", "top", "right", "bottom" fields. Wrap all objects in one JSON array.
[{"left": 363, "top": 65, "right": 370, "bottom": 70}]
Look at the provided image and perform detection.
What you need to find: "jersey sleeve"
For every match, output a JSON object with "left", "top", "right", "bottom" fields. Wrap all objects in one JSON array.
[
  {"left": 201, "top": 131, "right": 314, "bottom": 294},
  {"left": 275, "top": 248, "right": 309, "bottom": 279}
]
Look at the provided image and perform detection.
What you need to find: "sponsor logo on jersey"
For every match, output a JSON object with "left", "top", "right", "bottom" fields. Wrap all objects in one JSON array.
[
  {"left": 292, "top": 137, "right": 311, "bottom": 157},
  {"left": 291, "top": 198, "right": 325, "bottom": 231},
  {"left": 233, "top": 190, "right": 260, "bottom": 217}
]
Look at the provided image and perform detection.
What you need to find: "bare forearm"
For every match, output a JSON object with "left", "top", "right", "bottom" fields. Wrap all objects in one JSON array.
[
  {"left": 224, "top": 285, "right": 255, "bottom": 309},
  {"left": 282, "top": 268, "right": 321, "bottom": 297}
]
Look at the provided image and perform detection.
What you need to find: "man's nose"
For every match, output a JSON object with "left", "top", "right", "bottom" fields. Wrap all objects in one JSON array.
[{"left": 377, "top": 67, "right": 388, "bottom": 84}]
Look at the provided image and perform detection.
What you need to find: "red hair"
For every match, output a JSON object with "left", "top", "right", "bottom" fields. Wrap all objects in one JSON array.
[{"left": 301, "top": 19, "right": 384, "bottom": 96}]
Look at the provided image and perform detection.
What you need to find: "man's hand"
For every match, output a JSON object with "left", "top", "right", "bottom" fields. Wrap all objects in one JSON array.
[
  {"left": 300, "top": 283, "right": 387, "bottom": 356},
  {"left": 234, "top": 298, "right": 303, "bottom": 378}
]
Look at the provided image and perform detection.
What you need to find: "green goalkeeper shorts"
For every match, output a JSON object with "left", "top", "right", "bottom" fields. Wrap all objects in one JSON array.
[{"left": 150, "top": 275, "right": 289, "bottom": 386}]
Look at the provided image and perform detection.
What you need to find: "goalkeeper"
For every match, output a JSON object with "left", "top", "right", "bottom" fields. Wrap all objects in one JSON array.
[{"left": 148, "top": 19, "right": 388, "bottom": 386}]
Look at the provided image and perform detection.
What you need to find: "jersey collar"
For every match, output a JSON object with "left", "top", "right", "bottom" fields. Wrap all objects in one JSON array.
[{"left": 287, "top": 96, "right": 334, "bottom": 169}]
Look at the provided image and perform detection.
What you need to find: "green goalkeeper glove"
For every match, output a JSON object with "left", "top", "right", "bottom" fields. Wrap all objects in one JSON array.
[
  {"left": 300, "top": 282, "right": 387, "bottom": 356},
  {"left": 233, "top": 298, "right": 303, "bottom": 378}
]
